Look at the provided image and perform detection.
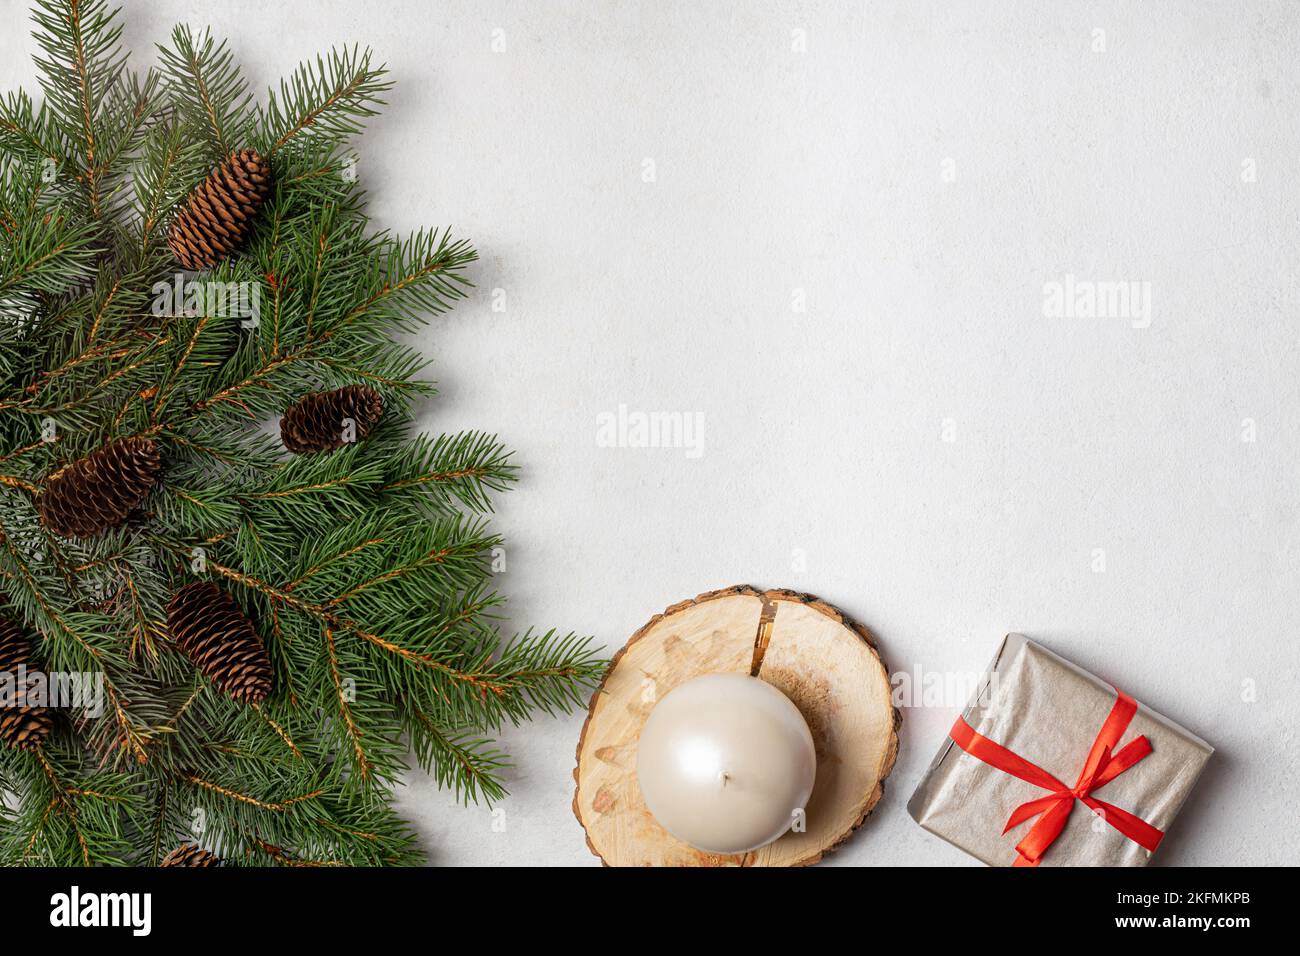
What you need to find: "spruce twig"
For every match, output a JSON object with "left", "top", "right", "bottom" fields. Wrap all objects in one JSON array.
[{"left": 0, "top": 0, "right": 605, "bottom": 865}]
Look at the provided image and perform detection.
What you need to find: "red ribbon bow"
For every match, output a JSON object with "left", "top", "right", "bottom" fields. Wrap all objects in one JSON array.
[{"left": 949, "top": 689, "right": 1163, "bottom": 866}]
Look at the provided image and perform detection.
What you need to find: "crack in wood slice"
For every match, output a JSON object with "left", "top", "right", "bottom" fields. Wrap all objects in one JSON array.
[
  {"left": 749, "top": 598, "right": 778, "bottom": 676},
  {"left": 573, "top": 585, "right": 900, "bottom": 867}
]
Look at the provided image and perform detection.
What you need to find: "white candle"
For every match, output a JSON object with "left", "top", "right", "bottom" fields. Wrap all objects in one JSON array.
[{"left": 636, "top": 673, "right": 816, "bottom": 854}]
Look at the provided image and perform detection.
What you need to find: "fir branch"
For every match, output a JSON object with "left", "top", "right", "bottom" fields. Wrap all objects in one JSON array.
[
  {"left": 380, "top": 431, "right": 518, "bottom": 514},
  {"left": 182, "top": 772, "right": 322, "bottom": 812},
  {"left": 0, "top": 195, "right": 99, "bottom": 302},
  {"left": 156, "top": 25, "right": 252, "bottom": 159},
  {"left": 29, "top": 0, "right": 132, "bottom": 218},
  {"left": 131, "top": 117, "right": 205, "bottom": 253},
  {"left": 323, "top": 625, "right": 370, "bottom": 780},
  {"left": 0, "top": 88, "right": 62, "bottom": 164},
  {"left": 329, "top": 227, "right": 478, "bottom": 336},
  {"left": 406, "top": 709, "right": 510, "bottom": 806},
  {"left": 259, "top": 46, "right": 391, "bottom": 156},
  {"left": 0, "top": 4, "right": 607, "bottom": 867}
]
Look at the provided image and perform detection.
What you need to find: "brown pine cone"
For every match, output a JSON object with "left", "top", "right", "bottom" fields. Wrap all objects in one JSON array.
[
  {"left": 0, "top": 618, "right": 54, "bottom": 751},
  {"left": 37, "top": 437, "right": 161, "bottom": 539},
  {"left": 280, "top": 384, "right": 384, "bottom": 454},
  {"left": 167, "top": 148, "right": 273, "bottom": 271},
  {"left": 160, "top": 843, "right": 221, "bottom": 867},
  {"left": 167, "top": 582, "right": 272, "bottom": 706}
]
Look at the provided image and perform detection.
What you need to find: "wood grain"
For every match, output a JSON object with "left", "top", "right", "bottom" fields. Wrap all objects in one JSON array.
[{"left": 572, "top": 586, "right": 900, "bottom": 866}]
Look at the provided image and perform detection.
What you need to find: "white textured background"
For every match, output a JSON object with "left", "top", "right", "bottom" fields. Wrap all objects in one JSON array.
[{"left": 5, "top": 0, "right": 1298, "bottom": 866}]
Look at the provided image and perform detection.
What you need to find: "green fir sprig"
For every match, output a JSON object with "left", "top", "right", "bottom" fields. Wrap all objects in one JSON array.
[{"left": 0, "top": 0, "right": 603, "bottom": 866}]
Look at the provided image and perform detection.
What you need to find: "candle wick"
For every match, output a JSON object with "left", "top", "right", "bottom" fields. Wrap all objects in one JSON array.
[{"left": 718, "top": 771, "right": 731, "bottom": 788}]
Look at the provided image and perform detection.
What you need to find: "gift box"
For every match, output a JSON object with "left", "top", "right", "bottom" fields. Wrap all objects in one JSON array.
[{"left": 907, "top": 634, "right": 1213, "bottom": 867}]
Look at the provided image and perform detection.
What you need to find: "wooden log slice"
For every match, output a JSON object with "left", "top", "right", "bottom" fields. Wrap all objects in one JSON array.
[{"left": 573, "top": 585, "right": 900, "bottom": 866}]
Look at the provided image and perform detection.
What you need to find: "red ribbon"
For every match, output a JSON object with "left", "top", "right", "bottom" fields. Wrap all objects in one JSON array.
[{"left": 949, "top": 690, "right": 1164, "bottom": 866}]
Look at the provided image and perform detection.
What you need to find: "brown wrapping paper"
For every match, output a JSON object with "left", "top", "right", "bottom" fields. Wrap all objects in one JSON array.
[{"left": 907, "top": 634, "right": 1213, "bottom": 866}]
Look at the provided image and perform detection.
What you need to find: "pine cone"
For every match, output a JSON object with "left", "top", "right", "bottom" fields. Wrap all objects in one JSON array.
[
  {"left": 0, "top": 618, "right": 54, "bottom": 751},
  {"left": 37, "top": 437, "right": 161, "bottom": 539},
  {"left": 167, "top": 148, "right": 273, "bottom": 271},
  {"left": 167, "top": 582, "right": 272, "bottom": 706},
  {"left": 280, "top": 385, "right": 384, "bottom": 454},
  {"left": 160, "top": 843, "right": 221, "bottom": 867}
]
